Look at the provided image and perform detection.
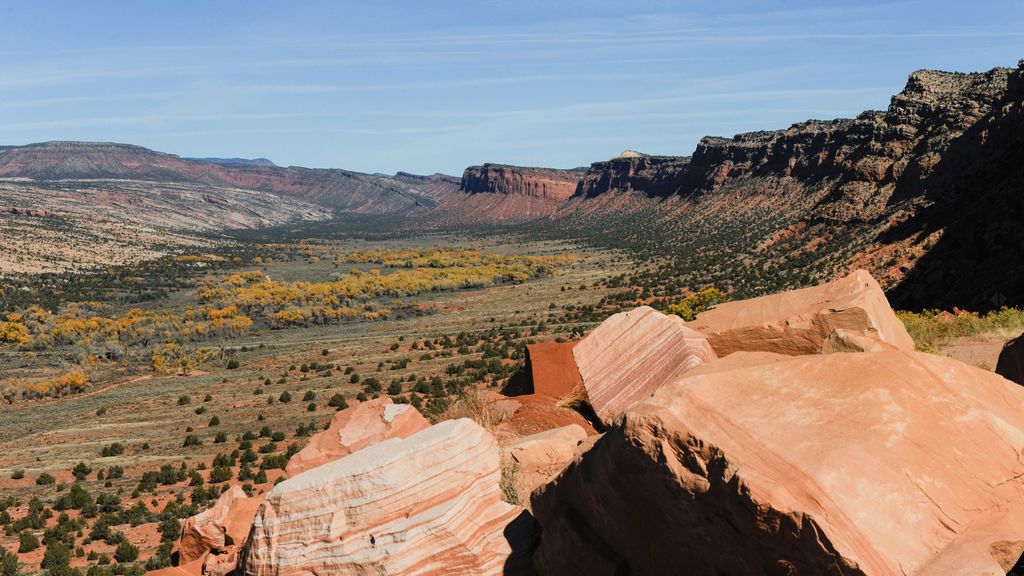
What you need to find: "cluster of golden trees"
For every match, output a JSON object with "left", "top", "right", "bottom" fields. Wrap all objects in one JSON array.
[
  {"left": 339, "top": 247, "right": 574, "bottom": 270},
  {"left": 0, "top": 303, "right": 256, "bottom": 353},
  {"left": 0, "top": 369, "right": 90, "bottom": 403},
  {"left": 200, "top": 247, "right": 573, "bottom": 328}
]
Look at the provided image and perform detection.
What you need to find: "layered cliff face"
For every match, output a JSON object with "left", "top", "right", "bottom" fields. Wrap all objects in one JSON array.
[
  {"left": 546, "top": 60, "right": 1024, "bottom": 309},
  {"left": 461, "top": 164, "right": 584, "bottom": 201},
  {"left": 574, "top": 153, "right": 690, "bottom": 198}
]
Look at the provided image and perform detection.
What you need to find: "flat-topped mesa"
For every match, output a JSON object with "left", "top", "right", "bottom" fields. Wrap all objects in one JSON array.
[
  {"left": 242, "top": 418, "right": 524, "bottom": 576},
  {"left": 573, "top": 306, "right": 715, "bottom": 426},
  {"left": 284, "top": 397, "right": 430, "bottom": 477},
  {"left": 532, "top": 351, "right": 1024, "bottom": 575},
  {"left": 688, "top": 269, "right": 914, "bottom": 357},
  {"left": 459, "top": 163, "right": 585, "bottom": 201}
]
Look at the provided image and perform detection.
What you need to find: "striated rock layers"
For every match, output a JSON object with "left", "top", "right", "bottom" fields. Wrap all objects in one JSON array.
[
  {"left": 242, "top": 418, "right": 523, "bottom": 576},
  {"left": 461, "top": 164, "right": 584, "bottom": 201},
  {"left": 532, "top": 351, "right": 1024, "bottom": 575},
  {"left": 688, "top": 269, "right": 915, "bottom": 356},
  {"left": 549, "top": 61, "right": 1024, "bottom": 309},
  {"left": 428, "top": 164, "right": 587, "bottom": 224},
  {"left": 284, "top": 397, "right": 430, "bottom": 477},
  {"left": 573, "top": 306, "right": 715, "bottom": 426}
]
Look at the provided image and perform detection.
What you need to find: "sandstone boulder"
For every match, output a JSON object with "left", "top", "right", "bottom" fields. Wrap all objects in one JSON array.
[
  {"left": 177, "top": 485, "right": 260, "bottom": 567},
  {"left": 687, "top": 269, "right": 915, "bottom": 356},
  {"left": 533, "top": 351, "right": 1024, "bottom": 575},
  {"left": 284, "top": 397, "right": 429, "bottom": 476},
  {"left": 572, "top": 306, "right": 714, "bottom": 426},
  {"left": 243, "top": 418, "right": 524, "bottom": 576},
  {"left": 996, "top": 332, "right": 1024, "bottom": 385},
  {"left": 524, "top": 340, "right": 583, "bottom": 399},
  {"left": 504, "top": 424, "right": 589, "bottom": 501}
]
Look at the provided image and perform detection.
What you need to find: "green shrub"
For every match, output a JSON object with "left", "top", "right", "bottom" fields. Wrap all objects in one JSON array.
[
  {"left": 328, "top": 393, "right": 348, "bottom": 410},
  {"left": 114, "top": 541, "right": 139, "bottom": 563},
  {"left": 18, "top": 531, "right": 39, "bottom": 553}
]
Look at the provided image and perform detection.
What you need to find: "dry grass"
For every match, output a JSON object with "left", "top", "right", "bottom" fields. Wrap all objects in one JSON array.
[
  {"left": 554, "top": 386, "right": 587, "bottom": 410},
  {"left": 436, "top": 390, "right": 508, "bottom": 430},
  {"left": 499, "top": 457, "right": 523, "bottom": 505}
]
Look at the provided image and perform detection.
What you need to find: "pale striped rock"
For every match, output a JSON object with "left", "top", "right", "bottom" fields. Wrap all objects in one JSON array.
[
  {"left": 284, "top": 397, "right": 430, "bottom": 477},
  {"left": 687, "top": 269, "right": 915, "bottom": 356},
  {"left": 242, "top": 418, "right": 523, "bottom": 576},
  {"left": 533, "top": 351, "right": 1024, "bottom": 575},
  {"left": 572, "top": 306, "right": 715, "bottom": 426}
]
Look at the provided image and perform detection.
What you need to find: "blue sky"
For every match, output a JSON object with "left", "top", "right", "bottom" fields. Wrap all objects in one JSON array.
[{"left": 0, "top": 1, "right": 1021, "bottom": 175}]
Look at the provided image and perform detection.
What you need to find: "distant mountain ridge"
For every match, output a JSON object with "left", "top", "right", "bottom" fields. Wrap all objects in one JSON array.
[
  {"left": 4, "top": 58, "right": 1024, "bottom": 308},
  {"left": 188, "top": 157, "right": 277, "bottom": 167},
  {"left": 0, "top": 141, "right": 459, "bottom": 214}
]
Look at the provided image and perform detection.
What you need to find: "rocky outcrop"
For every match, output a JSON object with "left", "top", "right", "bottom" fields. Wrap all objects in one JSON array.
[
  {"left": 426, "top": 164, "right": 587, "bottom": 225},
  {"left": 505, "top": 424, "right": 589, "bottom": 500},
  {"left": 461, "top": 164, "right": 584, "bottom": 201},
  {"left": 687, "top": 269, "right": 915, "bottom": 356},
  {"left": 532, "top": 351, "right": 1024, "bottom": 575},
  {"left": 242, "top": 418, "right": 524, "bottom": 576},
  {"left": 176, "top": 485, "right": 262, "bottom": 574},
  {"left": 573, "top": 306, "right": 715, "bottom": 426},
  {"left": 284, "top": 397, "right": 430, "bottom": 477},
  {"left": 547, "top": 61, "right": 1024, "bottom": 309},
  {"left": 574, "top": 154, "right": 690, "bottom": 198},
  {"left": 523, "top": 340, "right": 583, "bottom": 399}
]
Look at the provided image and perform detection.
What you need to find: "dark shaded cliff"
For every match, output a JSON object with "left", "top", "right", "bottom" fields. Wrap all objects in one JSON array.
[{"left": 538, "top": 60, "right": 1024, "bottom": 309}]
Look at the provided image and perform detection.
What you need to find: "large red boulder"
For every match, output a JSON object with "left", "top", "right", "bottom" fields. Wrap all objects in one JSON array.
[
  {"left": 687, "top": 269, "right": 915, "bottom": 356},
  {"left": 524, "top": 340, "right": 583, "bottom": 399},
  {"left": 532, "top": 351, "right": 1024, "bottom": 575}
]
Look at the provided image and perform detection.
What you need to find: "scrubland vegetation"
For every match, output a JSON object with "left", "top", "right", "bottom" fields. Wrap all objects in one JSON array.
[
  {"left": 896, "top": 307, "right": 1024, "bottom": 352},
  {"left": 0, "top": 218, "right": 1017, "bottom": 575},
  {"left": 0, "top": 230, "right": 630, "bottom": 575}
]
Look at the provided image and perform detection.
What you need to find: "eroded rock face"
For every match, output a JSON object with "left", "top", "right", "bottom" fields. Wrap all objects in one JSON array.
[
  {"left": 243, "top": 418, "right": 523, "bottom": 576},
  {"left": 460, "top": 164, "right": 584, "bottom": 201},
  {"left": 177, "top": 485, "right": 261, "bottom": 568},
  {"left": 505, "top": 424, "right": 589, "bottom": 500},
  {"left": 532, "top": 351, "right": 1024, "bottom": 575},
  {"left": 573, "top": 306, "right": 715, "bottom": 426},
  {"left": 284, "top": 397, "right": 430, "bottom": 477},
  {"left": 687, "top": 269, "right": 915, "bottom": 356}
]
